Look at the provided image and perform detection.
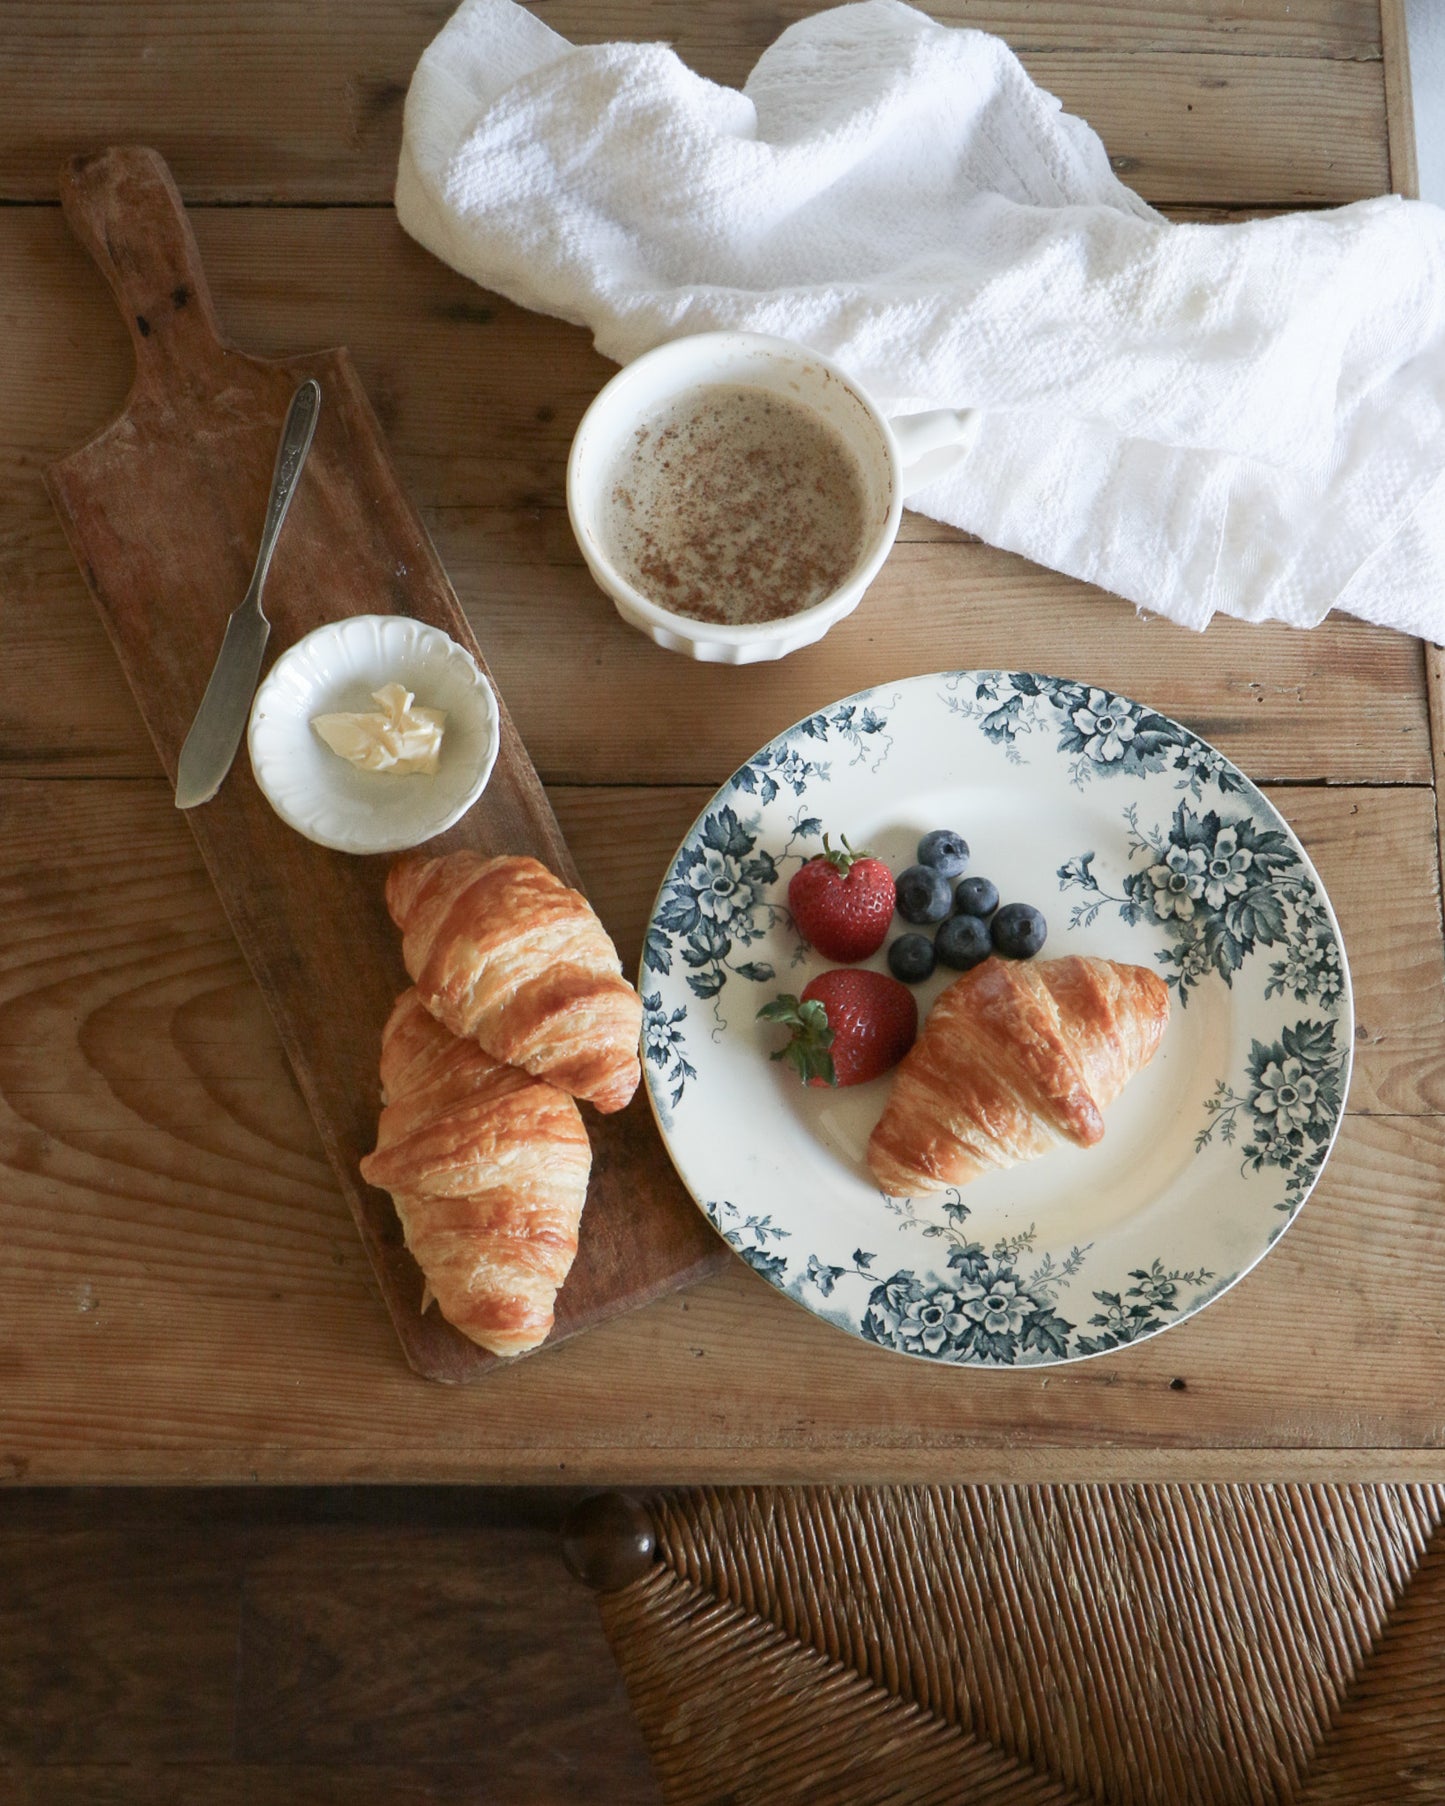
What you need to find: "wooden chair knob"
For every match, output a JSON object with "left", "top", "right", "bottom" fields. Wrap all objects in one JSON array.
[{"left": 562, "top": 1492, "right": 656, "bottom": 1591}]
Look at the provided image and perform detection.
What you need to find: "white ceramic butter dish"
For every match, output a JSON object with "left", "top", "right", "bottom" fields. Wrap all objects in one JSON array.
[{"left": 247, "top": 614, "right": 499, "bottom": 854}]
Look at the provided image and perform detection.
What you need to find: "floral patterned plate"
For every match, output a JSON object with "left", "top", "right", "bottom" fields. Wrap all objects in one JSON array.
[{"left": 639, "top": 673, "right": 1352, "bottom": 1367}]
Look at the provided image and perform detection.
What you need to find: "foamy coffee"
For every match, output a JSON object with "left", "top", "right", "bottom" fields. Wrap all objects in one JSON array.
[{"left": 601, "top": 383, "right": 871, "bottom": 626}]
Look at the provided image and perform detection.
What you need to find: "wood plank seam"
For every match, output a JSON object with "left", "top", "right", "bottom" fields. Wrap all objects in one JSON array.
[{"left": 0, "top": 13, "right": 1394, "bottom": 206}]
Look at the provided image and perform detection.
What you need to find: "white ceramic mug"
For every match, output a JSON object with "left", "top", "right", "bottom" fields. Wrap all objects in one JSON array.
[{"left": 566, "top": 333, "right": 980, "bottom": 665}]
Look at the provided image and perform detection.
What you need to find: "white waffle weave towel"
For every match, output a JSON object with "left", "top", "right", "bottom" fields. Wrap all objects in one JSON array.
[{"left": 396, "top": 0, "right": 1445, "bottom": 637}]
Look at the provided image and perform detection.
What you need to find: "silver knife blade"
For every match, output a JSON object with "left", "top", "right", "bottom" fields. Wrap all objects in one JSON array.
[
  {"left": 174, "top": 603, "right": 273, "bottom": 808},
  {"left": 175, "top": 378, "right": 321, "bottom": 809}
]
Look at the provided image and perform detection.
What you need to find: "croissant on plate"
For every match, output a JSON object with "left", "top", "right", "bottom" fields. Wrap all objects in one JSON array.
[
  {"left": 867, "top": 955, "right": 1170, "bottom": 1197},
  {"left": 386, "top": 850, "right": 643, "bottom": 1114},
  {"left": 359, "top": 988, "right": 592, "bottom": 1357}
]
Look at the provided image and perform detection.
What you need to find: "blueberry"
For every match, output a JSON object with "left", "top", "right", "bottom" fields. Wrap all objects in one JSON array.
[
  {"left": 894, "top": 863, "right": 953, "bottom": 925},
  {"left": 917, "top": 830, "right": 969, "bottom": 878},
  {"left": 952, "top": 876, "right": 999, "bottom": 919},
  {"left": 935, "top": 913, "right": 992, "bottom": 971},
  {"left": 887, "top": 933, "right": 936, "bottom": 984},
  {"left": 991, "top": 903, "right": 1048, "bottom": 959}
]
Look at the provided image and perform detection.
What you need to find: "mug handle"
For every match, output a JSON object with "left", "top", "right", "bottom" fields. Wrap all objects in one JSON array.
[{"left": 889, "top": 408, "right": 981, "bottom": 497}]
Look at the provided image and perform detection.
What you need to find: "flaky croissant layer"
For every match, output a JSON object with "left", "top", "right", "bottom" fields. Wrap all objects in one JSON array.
[
  {"left": 386, "top": 850, "right": 643, "bottom": 1114},
  {"left": 361, "top": 989, "right": 592, "bottom": 1357},
  {"left": 867, "top": 954, "right": 1170, "bottom": 1198}
]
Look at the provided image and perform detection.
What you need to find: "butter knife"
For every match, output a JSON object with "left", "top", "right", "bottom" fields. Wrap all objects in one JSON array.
[{"left": 175, "top": 378, "right": 322, "bottom": 809}]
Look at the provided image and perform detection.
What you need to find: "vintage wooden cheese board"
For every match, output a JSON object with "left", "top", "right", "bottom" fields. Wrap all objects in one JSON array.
[{"left": 45, "top": 145, "right": 726, "bottom": 1383}]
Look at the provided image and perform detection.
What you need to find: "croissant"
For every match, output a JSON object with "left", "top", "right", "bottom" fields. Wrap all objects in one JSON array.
[
  {"left": 867, "top": 955, "right": 1170, "bottom": 1197},
  {"left": 359, "top": 988, "right": 592, "bottom": 1357},
  {"left": 386, "top": 850, "right": 643, "bottom": 1114}
]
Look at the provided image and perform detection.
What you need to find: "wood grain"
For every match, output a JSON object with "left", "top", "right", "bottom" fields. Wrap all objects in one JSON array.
[
  {"left": 0, "top": 774, "right": 1442, "bottom": 1479},
  {"left": 43, "top": 147, "right": 721, "bottom": 1383},
  {"left": 235, "top": 1527, "right": 650, "bottom": 1773},
  {"left": 0, "top": 1487, "right": 659, "bottom": 1803},
  {"left": 446, "top": 547, "right": 1434, "bottom": 790},
  {"left": 1380, "top": 0, "right": 1419, "bottom": 200},
  {"left": 0, "top": 4, "right": 1387, "bottom": 205},
  {"left": 549, "top": 0, "right": 1385, "bottom": 58},
  {"left": 0, "top": 1529, "right": 242, "bottom": 1763},
  {"left": 4, "top": 1770, "right": 627, "bottom": 1806}
]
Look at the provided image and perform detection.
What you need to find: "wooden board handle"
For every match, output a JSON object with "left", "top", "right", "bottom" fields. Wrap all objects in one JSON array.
[{"left": 58, "top": 146, "right": 227, "bottom": 374}]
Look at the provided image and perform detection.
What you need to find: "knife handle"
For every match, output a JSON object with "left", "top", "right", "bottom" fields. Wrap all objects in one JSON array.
[
  {"left": 250, "top": 381, "right": 323, "bottom": 605},
  {"left": 58, "top": 146, "right": 226, "bottom": 375}
]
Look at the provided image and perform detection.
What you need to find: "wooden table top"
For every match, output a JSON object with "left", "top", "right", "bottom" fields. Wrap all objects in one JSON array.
[{"left": 2, "top": 0, "right": 1440, "bottom": 1485}]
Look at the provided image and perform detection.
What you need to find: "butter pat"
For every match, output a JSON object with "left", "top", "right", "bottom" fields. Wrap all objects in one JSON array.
[{"left": 311, "top": 683, "right": 446, "bottom": 775}]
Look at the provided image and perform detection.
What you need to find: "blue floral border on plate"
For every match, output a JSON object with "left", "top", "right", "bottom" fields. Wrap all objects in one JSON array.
[{"left": 638, "top": 672, "right": 1353, "bottom": 1367}]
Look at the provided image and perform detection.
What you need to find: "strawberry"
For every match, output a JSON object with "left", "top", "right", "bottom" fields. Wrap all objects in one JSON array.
[
  {"left": 759, "top": 969, "right": 918, "bottom": 1088},
  {"left": 787, "top": 835, "right": 896, "bottom": 962}
]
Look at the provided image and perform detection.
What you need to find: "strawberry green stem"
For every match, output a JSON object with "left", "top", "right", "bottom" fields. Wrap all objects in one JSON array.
[
  {"left": 819, "top": 832, "right": 876, "bottom": 877},
  {"left": 757, "top": 993, "right": 838, "bottom": 1087}
]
